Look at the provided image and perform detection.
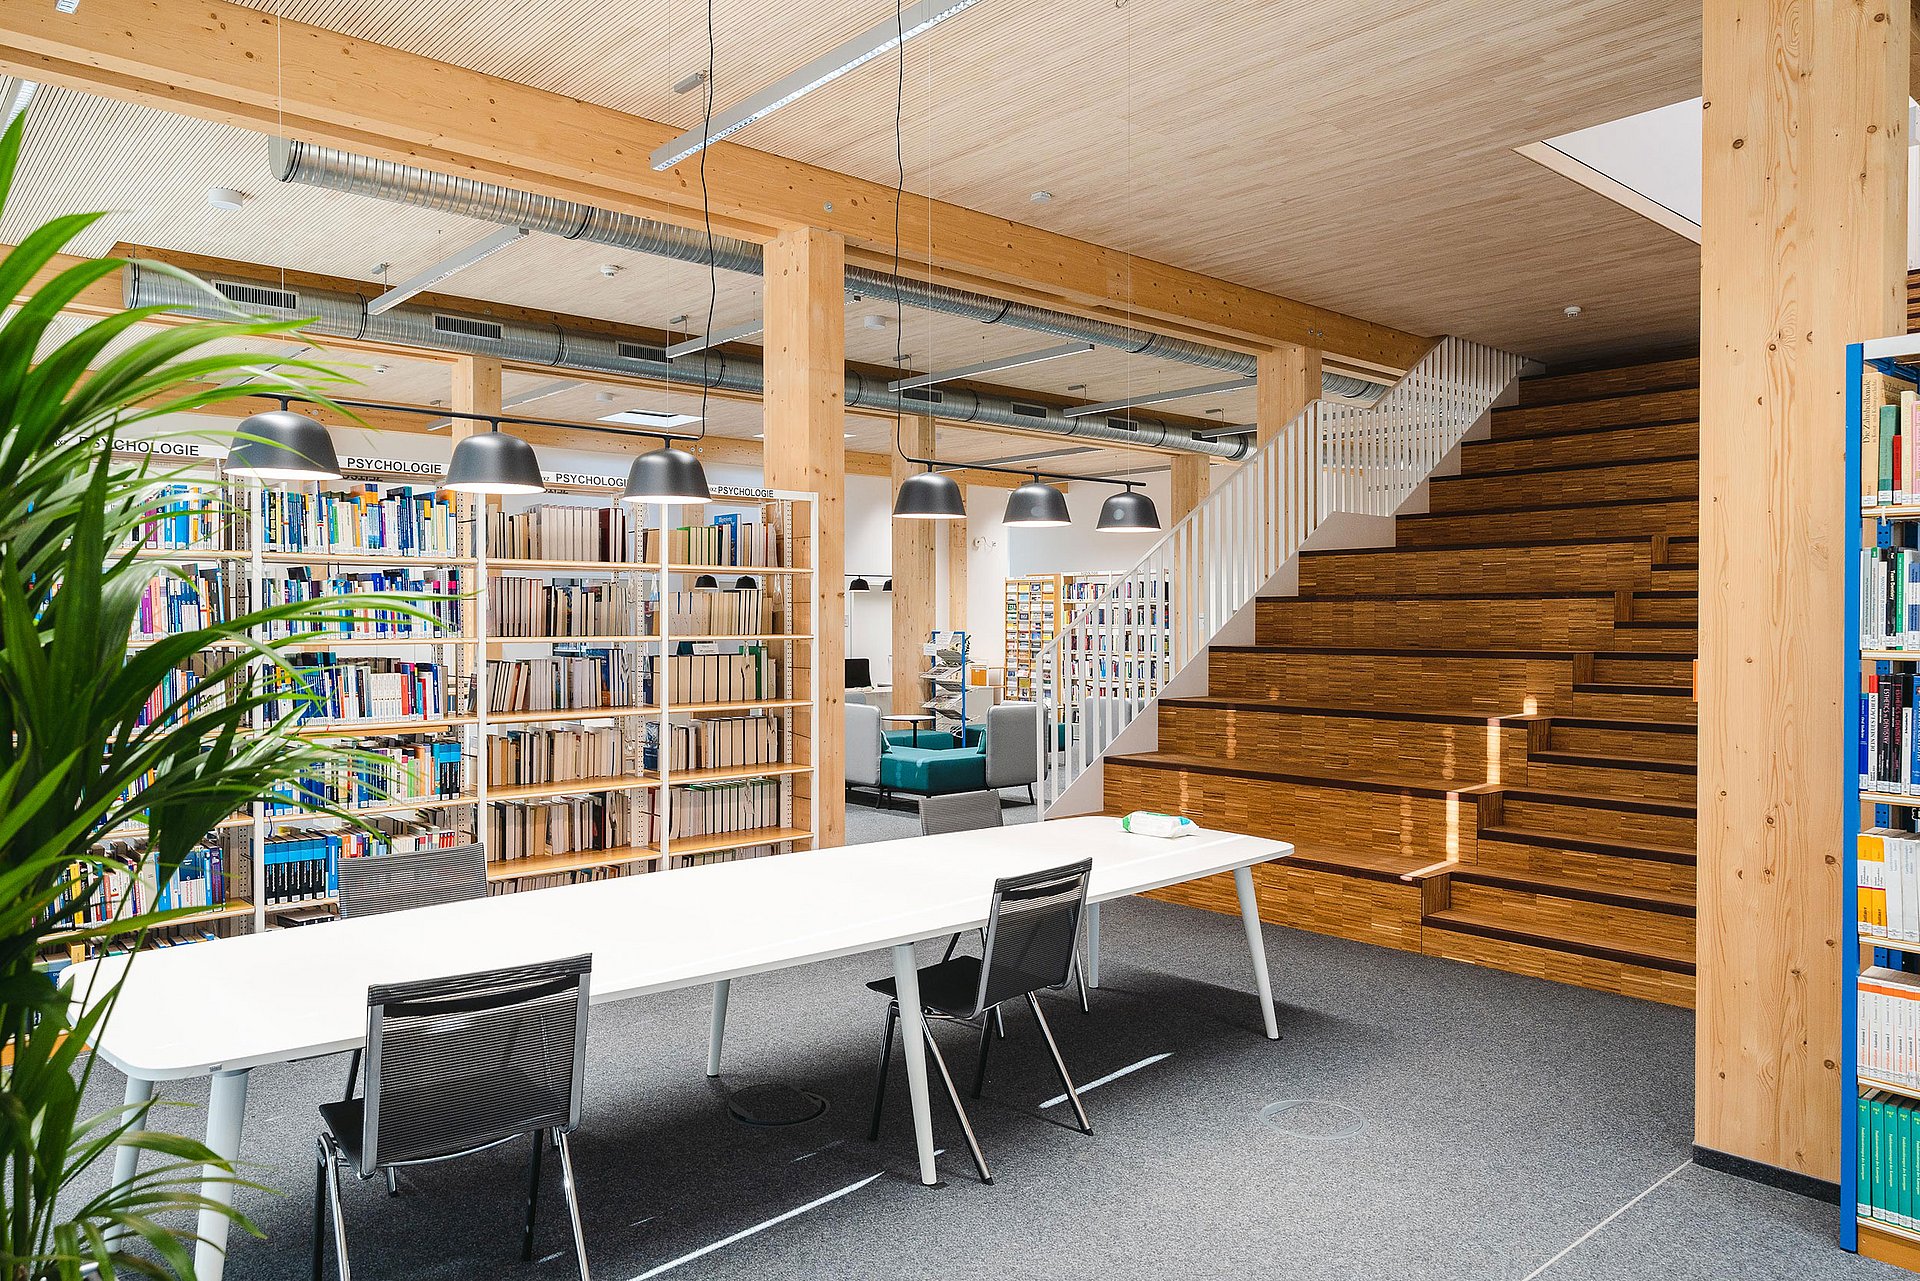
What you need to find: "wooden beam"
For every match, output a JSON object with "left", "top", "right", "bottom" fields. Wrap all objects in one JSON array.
[
  {"left": 1170, "top": 454, "right": 1211, "bottom": 523},
  {"left": 0, "top": 0, "right": 1428, "bottom": 368},
  {"left": 1697, "top": 0, "right": 1908, "bottom": 1183},
  {"left": 892, "top": 417, "right": 936, "bottom": 715},
  {"left": 1256, "top": 344, "right": 1320, "bottom": 449},
  {"left": 761, "top": 226, "right": 846, "bottom": 849}
]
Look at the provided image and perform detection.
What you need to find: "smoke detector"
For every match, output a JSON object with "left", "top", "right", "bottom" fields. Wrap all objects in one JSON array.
[
  {"left": 207, "top": 187, "right": 250, "bottom": 211},
  {"left": 862, "top": 315, "right": 889, "bottom": 330},
  {"left": 1563, "top": 305, "right": 1583, "bottom": 319},
  {"left": 1030, "top": 190, "right": 1053, "bottom": 204},
  {"left": 598, "top": 264, "right": 623, "bottom": 278}
]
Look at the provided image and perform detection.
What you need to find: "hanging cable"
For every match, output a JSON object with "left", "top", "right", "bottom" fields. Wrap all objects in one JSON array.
[
  {"left": 891, "top": 0, "right": 910, "bottom": 466},
  {"left": 693, "top": 0, "right": 717, "bottom": 444}
]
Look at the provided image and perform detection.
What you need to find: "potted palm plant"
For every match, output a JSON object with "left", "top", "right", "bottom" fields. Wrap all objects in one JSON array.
[{"left": 0, "top": 112, "right": 437, "bottom": 1277}]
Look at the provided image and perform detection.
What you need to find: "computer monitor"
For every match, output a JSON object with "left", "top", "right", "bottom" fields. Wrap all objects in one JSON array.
[{"left": 845, "top": 657, "right": 873, "bottom": 689}]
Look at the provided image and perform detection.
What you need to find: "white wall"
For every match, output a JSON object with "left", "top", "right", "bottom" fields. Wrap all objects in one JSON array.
[
  {"left": 1006, "top": 474, "right": 1175, "bottom": 576},
  {"left": 842, "top": 471, "right": 896, "bottom": 680}
]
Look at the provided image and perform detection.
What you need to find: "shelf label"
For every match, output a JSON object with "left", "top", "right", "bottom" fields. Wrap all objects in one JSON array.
[{"left": 342, "top": 455, "right": 448, "bottom": 477}]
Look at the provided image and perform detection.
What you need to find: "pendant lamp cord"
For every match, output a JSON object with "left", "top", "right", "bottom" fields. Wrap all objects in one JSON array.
[
  {"left": 891, "top": 0, "right": 912, "bottom": 467},
  {"left": 692, "top": 0, "right": 717, "bottom": 445}
]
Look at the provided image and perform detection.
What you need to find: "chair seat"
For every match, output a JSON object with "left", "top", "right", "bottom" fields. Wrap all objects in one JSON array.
[
  {"left": 867, "top": 955, "right": 983, "bottom": 1017},
  {"left": 319, "top": 1098, "right": 370, "bottom": 1169}
]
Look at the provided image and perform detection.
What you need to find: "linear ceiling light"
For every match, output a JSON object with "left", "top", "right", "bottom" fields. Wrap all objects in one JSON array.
[
  {"left": 502, "top": 378, "right": 582, "bottom": 409},
  {"left": 1062, "top": 376, "right": 1255, "bottom": 419},
  {"left": 1194, "top": 422, "right": 1257, "bottom": 439},
  {"left": 648, "top": 0, "right": 988, "bottom": 171},
  {"left": 666, "top": 320, "right": 766, "bottom": 359},
  {"left": 888, "top": 341, "right": 1094, "bottom": 392},
  {"left": 367, "top": 226, "right": 530, "bottom": 315}
]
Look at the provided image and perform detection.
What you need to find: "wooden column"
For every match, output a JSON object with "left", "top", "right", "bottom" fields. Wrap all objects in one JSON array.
[
  {"left": 451, "top": 356, "right": 501, "bottom": 783},
  {"left": 762, "top": 226, "right": 847, "bottom": 849},
  {"left": 1697, "top": 0, "right": 1907, "bottom": 1184},
  {"left": 1256, "top": 342, "right": 1320, "bottom": 447},
  {"left": 945, "top": 517, "right": 969, "bottom": 634},
  {"left": 1170, "top": 454, "right": 1211, "bottom": 522},
  {"left": 891, "top": 416, "right": 937, "bottom": 715}
]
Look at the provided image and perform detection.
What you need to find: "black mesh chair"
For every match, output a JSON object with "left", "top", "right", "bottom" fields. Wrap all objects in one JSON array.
[
  {"left": 920, "top": 794, "right": 1088, "bottom": 1016},
  {"left": 865, "top": 860, "right": 1093, "bottom": 1185},
  {"left": 313, "top": 955, "right": 594, "bottom": 1281},
  {"left": 335, "top": 843, "right": 489, "bottom": 1105}
]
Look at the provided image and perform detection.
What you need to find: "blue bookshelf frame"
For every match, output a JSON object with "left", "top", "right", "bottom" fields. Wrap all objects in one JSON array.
[{"left": 1843, "top": 337, "right": 1920, "bottom": 1254}]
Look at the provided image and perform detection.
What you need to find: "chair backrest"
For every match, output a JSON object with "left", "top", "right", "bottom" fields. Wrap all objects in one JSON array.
[
  {"left": 359, "top": 954, "right": 591, "bottom": 1176},
  {"left": 845, "top": 701, "right": 883, "bottom": 786},
  {"left": 919, "top": 790, "right": 1004, "bottom": 835},
  {"left": 336, "top": 843, "right": 488, "bottom": 920},
  {"left": 973, "top": 860, "right": 1091, "bottom": 1013},
  {"left": 984, "top": 702, "right": 1039, "bottom": 788}
]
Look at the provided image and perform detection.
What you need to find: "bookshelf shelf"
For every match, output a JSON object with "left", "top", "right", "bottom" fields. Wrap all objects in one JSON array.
[
  {"left": 1865, "top": 792, "right": 1920, "bottom": 806},
  {"left": 661, "top": 825, "right": 811, "bottom": 859},
  {"left": 258, "top": 551, "right": 476, "bottom": 568},
  {"left": 1861, "top": 1074, "right": 1920, "bottom": 1103},
  {"left": 486, "top": 777, "right": 657, "bottom": 803},
  {"left": 295, "top": 714, "right": 479, "bottom": 737},
  {"left": 485, "top": 635, "right": 660, "bottom": 645},
  {"left": 650, "top": 762, "right": 811, "bottom": 787},
  {"left": 44, "top": 899, "right": 256, "bottom": 944},
  {"left": 1863, "top": 932, "right": 1920, "bottom": 955},
  {"left": 486, "top": 848, "right": 662, "bottom": 881},
  {"left": 484, "top": 705, "right": 651, "bottom": 725},
  {"left": 489, "top": 558, "right": 655, "bottom": 573},
  {"left": 668, "top": 562, "right": 810, "bottom": 575}
]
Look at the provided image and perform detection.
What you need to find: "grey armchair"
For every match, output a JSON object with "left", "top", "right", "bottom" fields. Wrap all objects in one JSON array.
[
  {"left": 984, "top": 702, "right": 1039, "bottom": 804},
  {"left": 845, "top": 701, "right": 884, "bottom": 802}
]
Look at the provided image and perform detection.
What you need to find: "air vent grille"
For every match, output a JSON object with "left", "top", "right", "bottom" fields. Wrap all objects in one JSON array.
[
  {"left": 1009, "top": 401, "right": 1048, "bottom": 419},
  {"left": 900, "top": 387, "right": 944, "bottom": 406},
  {"left": 616, "top": 341, "right": 651, "bottom": 362},
  {"left": 213, "top": 280, "right": 298, "bottom": 312},
  {"left": 433, "top": 314, "right": 504, "bottom": 341}
]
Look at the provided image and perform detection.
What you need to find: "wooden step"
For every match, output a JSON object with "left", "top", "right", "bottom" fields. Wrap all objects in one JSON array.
[
  {"left": 1516, "top": 356, "right": 1699, "bottom": 407},
  {"left": 1297, "top": 539, "right": 1655, "bottom": 596},
  {"left": 1207, "top": 645, "right": 1576, "bottom": 716},
  {"left": 1157, "top": 700, "right": 1529, "bottom": 786},
  {"left": 1607, "top": 621, "right": 1698, "bottom": 653},
  {"left": 1571, "top": 686, "right": 1697, "bottom": 721},
  {"left": 1662, "top": 537, "right": 1699, "bottom": 566},
  {"left": 1475, "top": 823, "right": 1695, "bottom": 868},
  {"left": 1652, "top": 566, "right": 1699, "bottom": 591},
  {"left": 1544, "top": 716, "right": 1696, "bottom": 761},
  {"left": 1395, "top": 497, "right": 1697, "bottom": 548},
  {"left": 1445, "top": 872, "right": 1695, "bottom": 955},
  {"left": 1524, "top": 747, "right": 1696, "bottom": 801},
  {"left": 1497, "top": 788, "right": 1696, "bottom": 847},
  {"left": 1460, "top": 421, "right": 1698, "bottom": 474},
  {"left": 1255, "top": 592, "right": 1619, "bottom": 650},
  {"left": 1473, "top": 833, "right": 1696, "bottom": 896},
  {"left": 1629, "top": 591, "right": 1698, "bottom": 622},
  {"left": 1421, "top": 907, "right": 1695, "bottom": 1007},
  {"left": 1588, "top": 652, "right": 1695, "bottom": 685},
  {"left": 1493, "top": 387, "right": 1700, "bottom": 438},
  {"left": 1142, "top": 852, "right": 1426, "bottom": 953},
  {"left": 1428, "top": 456, "right": 1697, "bottom": 514}
]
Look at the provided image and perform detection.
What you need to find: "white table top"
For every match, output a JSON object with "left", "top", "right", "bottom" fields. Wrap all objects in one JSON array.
[{"left": 70, "top": 815, "right": 1289, "bottom": 1081}]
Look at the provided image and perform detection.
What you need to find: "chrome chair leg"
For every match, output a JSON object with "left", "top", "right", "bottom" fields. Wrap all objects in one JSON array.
[
  {"left": 320, "top": 1133, "right": 354, "bottom": 1281},
  {"left": 522, "top": 1127, "right": 545, "bottom": 1261},
  {"left": 554, "top": 1130, "right": 592, "bottom": 1281},
  {"left": 971, "top": 1011, "right": 994, "bottom": 1099},
  {"left": 1072, "top": 954, "right": 1090, "bottom": 1014},
  {"left": 311, "top": 1140, "right": 327, "bottom": 1281},
  {"left": 867, "top": 1002, "right": 899, "bottom": 1141},
  {"left": 921, "top": 1023, "right": 992, "bottom": 1185},
  {"left": 342, "top": 1048, "right": 360, "bottom": 1100},
  {"left": 384, "top": 1167, "right": 398, "bottom": 1197},
  {"left": 995, "top": 1005, "right": 1006, "bottom": 1039},
  {"left": 1026, "top": 993, "right": 1092, "bottom": 1135}
]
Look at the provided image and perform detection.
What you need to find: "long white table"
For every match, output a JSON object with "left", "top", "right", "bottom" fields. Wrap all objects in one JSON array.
[{"left": 73, "top": 816, "right": 1290, "bottom": 1278}]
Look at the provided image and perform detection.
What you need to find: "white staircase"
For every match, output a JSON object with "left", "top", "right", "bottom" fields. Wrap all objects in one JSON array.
[{"left": 1035, "top": 336, "right": 1524, "bottom": 813}]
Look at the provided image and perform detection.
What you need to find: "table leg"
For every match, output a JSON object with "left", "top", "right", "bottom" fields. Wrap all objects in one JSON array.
[
  {"left": 1085, "top": 900, "right": 1102, "bottom": 988},
  {"left": 194, "top": 1068, "right": 251, "bottom": 1281},
  {"left": 1233, "top": 866, "right": 1279, "bottom": 1040},
  {"left": 107, "top": 1075, "right": 156, "bottom": 1244},
  {"left": 890, "top": 943, "right": 939, "bottom": 1186},
  {"left": 707, "top": 979, "right": 730, "bottom": 1078}
]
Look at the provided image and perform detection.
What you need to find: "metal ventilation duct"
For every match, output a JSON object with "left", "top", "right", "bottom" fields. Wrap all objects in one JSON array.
[
  {"left": 126, "top": 265, "right": 1252, "bottom": 460},
  {"left": 268, "top": 138, "right": 1386, "bottom": 404}
]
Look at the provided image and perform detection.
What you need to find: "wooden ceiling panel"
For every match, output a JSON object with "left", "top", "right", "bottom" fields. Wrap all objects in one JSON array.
[{"left": 215, "top": 0, "right": 1702, "bottom": 365}]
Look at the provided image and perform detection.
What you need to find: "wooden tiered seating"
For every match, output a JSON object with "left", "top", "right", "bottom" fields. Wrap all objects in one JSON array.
[{"left": 1105, "top": 354, "right": 1701, "bottom": 1007}]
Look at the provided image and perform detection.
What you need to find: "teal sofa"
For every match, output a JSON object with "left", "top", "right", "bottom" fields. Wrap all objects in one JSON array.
[{"left": 878, "top": 724, "right": 986, "bottom": 798}]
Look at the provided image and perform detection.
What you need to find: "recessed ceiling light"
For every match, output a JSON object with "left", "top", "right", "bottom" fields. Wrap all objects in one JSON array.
[
  {"left": 600, "top": 409, "right": 702, "bottom": 428},
  {"left": 207, "top": 187, "right": 250, "bottom": 210},
  {"left": 1030, "top": 190, "right": 1053, "bottom": 203}
]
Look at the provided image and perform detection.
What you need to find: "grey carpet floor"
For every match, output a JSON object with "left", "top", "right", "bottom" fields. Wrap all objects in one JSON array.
[{"left": 63, "top": 806, "right": 1896, "bottom": 1280}]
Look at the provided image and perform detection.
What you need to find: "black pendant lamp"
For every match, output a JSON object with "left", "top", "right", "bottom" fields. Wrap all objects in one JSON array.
[
  {"left": 1001, "top": 478, "right": 1071, "bottom": 528},
  {"left": 849, "top": 577, "right": 871, "bottom": 591},
  {"left": 893, "top": 468, "right": 966, "bottom": 520},
  {"left": 694, "top": 574, "right": 719, "bottom": 588},
  {"left": 227, "top": 408, "right": 343, "bottom": 480},
  {"left": 621, "top": 444, "right": 711, "bottom": 505},
  {"left": 735, "top": 576, "right": 757, "bottom": 590},
  {"left": 1096, "top": 486, "right": 1162, "bottom": 533},
  {"left": 443, "top": 428, "right": 546, "bottom": 495}
]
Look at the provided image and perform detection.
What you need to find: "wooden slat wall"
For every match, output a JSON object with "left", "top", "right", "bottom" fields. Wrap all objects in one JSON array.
[
  {"left": 1207, "top": 650, "right": 1575, "bottom": 717},
  {"left": 1256, "top": 596, "right": 1621, "bottom": 650},
  {"left": 1159, "top": 704, "right": 1531, "bottom": 787},
  {"left": 1296, "top": 541, "right": 1655, "bottom": 595}
]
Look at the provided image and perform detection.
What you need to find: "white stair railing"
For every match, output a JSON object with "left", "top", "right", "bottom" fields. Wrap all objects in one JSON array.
[{"left": 1035, "top": 336, "right": 1524, "bottom": 814}]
